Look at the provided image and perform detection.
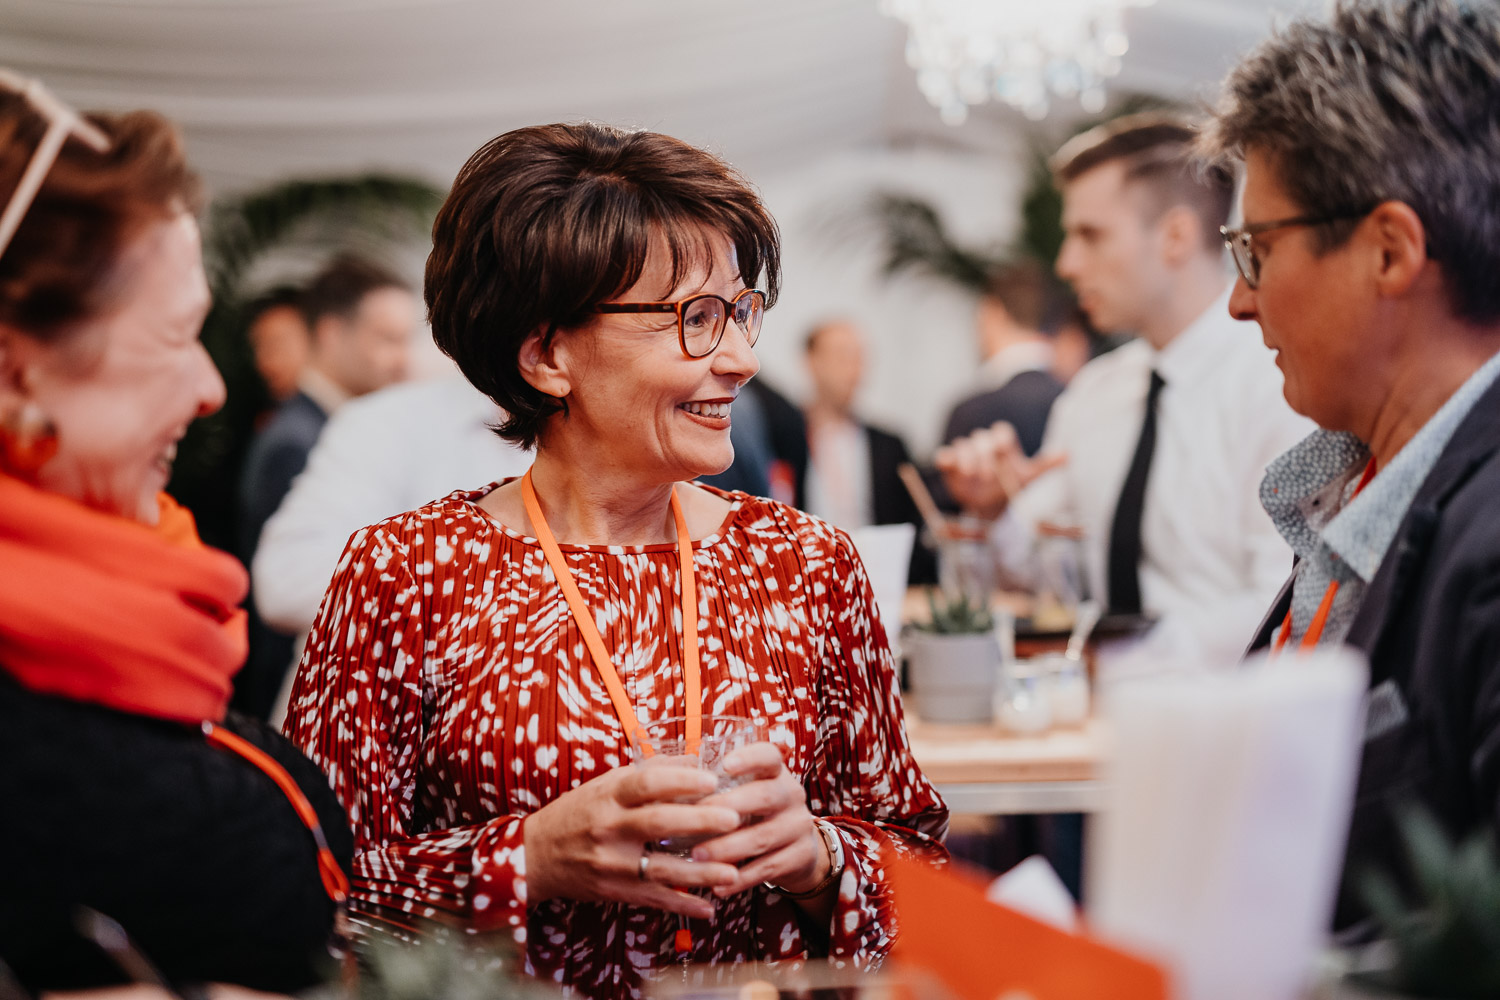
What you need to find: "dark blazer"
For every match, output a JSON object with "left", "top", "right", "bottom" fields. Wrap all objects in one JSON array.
[
  {"left": 238, "top": 391, "right": 329, "bottom": 562},
  {"left": 942, "top": 368, "right": 1065, "bottom": 456},
  {"left": 1247, "top": 374, "right": 1500, "bottom": 932},
  {"left": 234, "top": 391, "right": 328, "bottom": 719}
]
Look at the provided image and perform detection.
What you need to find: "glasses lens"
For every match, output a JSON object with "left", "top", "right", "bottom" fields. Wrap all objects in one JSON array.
[
  {"left": 732, "top": 290, "right": 766, "bottom": 347},
  {"left": 680, "top": 295, "right": 728, "bottom": 357}
]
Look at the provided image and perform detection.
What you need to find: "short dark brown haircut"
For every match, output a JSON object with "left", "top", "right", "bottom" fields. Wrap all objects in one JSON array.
[
  {"left": 245, "top": 284, "right": 307, "bottom": 325},
  {"left": 1051, "top": 112, "right": 1233, "bottom": 253},
  {"left": 983, "top": 260, "right": 1050, "bottom": 331},
  {"left": 426, "top": 122, "right": 782, "bottom": 450},
  {"left": 301, "top": 254, "right": 408, "bottom": 328},
  {"left": 0, "top": 97, "right": 202, "bottom": 346}
]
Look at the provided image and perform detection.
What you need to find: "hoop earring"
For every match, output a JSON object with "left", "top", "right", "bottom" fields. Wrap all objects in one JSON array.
[{"left": 0, "top": 399, "right": 59, "bottom": 479}]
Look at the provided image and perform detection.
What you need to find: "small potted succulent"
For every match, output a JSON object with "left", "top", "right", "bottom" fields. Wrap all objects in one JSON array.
[{"left": 902, "top": 590, "right": 999, "bottom": 725}]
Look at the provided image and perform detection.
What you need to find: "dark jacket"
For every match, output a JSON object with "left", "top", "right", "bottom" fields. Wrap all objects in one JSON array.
[
  {"left": 942, "top": 369, "right": 1065, "bottom": 456},
  {"left": 1247, "top": 374, "right": 1500, "bottom": 931},
  {"left": 238, "top": 390, "right": 329, "bottom": 562},
  {"left": 0, "top": 674, "right": 353, "bottom": 993},
  {"left": 234, "top": 390, "right": 329, "bottom": 718}
]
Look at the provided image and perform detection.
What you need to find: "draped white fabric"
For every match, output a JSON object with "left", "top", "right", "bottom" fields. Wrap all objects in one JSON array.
[{"left": 2, "top": 0, "right": 1315, "bottom": 196}]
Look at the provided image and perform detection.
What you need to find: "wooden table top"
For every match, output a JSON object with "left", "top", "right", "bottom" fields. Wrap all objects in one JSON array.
[{"left": 904, "top": 715, "right": 1105, "bottom": 785}]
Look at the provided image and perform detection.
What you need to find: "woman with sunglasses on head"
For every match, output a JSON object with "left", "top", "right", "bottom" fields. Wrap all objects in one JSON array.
[
  {"left": 0, "top": 74, "right": 352, "bottom": 992},
  {"left": 284, "top": 122, "right": 947, "bottom": 995}
]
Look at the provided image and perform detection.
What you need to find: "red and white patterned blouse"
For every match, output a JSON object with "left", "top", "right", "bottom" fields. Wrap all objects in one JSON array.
[{"left": 285, "top": 482, "right": 947, "bottom": 996}]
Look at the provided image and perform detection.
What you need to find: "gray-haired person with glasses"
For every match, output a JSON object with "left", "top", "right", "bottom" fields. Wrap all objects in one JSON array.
[
  {"left": 1204, "top": 0, "right": 1500, "bottom": 934},
  {"left": 0, "top": 72, "right": 354, "bottom": 992}
]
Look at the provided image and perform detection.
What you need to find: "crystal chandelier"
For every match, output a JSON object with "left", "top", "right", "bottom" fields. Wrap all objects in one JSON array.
[{"left": 881, "top": 0, "right": 1155, "bottom": 124}]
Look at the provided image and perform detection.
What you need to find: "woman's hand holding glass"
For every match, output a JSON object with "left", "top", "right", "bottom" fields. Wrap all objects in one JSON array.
[
  {"left": 522, "top": 764, "right": 742, "bottom": 920},
  {"left": 692, "top": 742, "right": 832, "bottom": 901}
]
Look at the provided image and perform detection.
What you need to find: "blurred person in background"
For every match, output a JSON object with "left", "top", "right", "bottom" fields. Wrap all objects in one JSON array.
[
  {"left": 244, "top": 284, "right": 310, "bottom": 408},
  {"left": 1209, "top": 0, "right": 1500, "bottom": 932},
  {"left": 698, "top": 376, "right": 809, "bottom": 506},
  {"left": 941, "top": 262, "right": 1066, "bottom": 455},
  {"left": 0, "top": 73, "right": 350, "bottom": 993},
  {"left": 1048, "top": 304, "right": 1098, "bottom": 385},
  {"left": 237, "top": 254, "right": 415, "bottom": 561},
  {"left": 284, "top": 122, "right": 946, "bottom": 995},
  {"left": 939, "top": 114, "right": 1311, "bottom": 669},
  {"left": 249, "top": 369, "right": 531, "bottom": 722},
  {"left": 233, "top": 254, "right": 416, "bottom": 717},
  {"left": 802, "top": 318, "right": 932, "bottom": 581}
]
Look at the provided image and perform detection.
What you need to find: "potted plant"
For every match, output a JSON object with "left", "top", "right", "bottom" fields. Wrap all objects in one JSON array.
[
  {"left": 903, "top": 590, "right": 999, "bottom": 725},
  {"left": 1325, "top": 807, "right": 1500, "bottom": 999}
]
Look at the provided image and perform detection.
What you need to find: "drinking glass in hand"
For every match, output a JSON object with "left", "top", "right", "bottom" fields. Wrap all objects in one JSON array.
[{"left": 629, "top": 714, "right": 765, "bottom": 855}]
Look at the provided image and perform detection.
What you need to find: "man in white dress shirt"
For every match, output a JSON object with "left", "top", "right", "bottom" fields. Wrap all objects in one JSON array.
[
  {"left": 249, "top": 370, "right": 532, "bottom": 721},
  {"left": 940, "top": 114, "right": 1312, "bottom": 667}
]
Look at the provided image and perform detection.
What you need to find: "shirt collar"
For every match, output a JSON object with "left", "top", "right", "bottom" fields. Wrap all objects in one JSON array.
[
  {"left": 297, "top": 367, "right": 353, "bottom": 416},
  {"left": 1324, "top": 347, "right": 1500, "bottom": 580},
  {"left": 1262, "top": 347, "right": 1500, "bottom": 581}
]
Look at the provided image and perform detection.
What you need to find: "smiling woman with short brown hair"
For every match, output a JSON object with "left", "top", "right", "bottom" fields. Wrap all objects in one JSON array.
[{"left": 286, "top": 121, "right": 947, "bottom": 997}]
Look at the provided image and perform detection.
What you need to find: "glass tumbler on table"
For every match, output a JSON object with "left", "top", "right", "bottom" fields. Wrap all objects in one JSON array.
[
  {"left": 1032, "top": 525, "right": 1089, "bottom": 633},
  {"left": 997, "top": 661, "right": 1054, "bottom": 735}
]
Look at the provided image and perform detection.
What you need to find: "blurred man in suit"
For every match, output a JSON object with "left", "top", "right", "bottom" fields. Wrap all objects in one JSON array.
[
  {"left": 942, "top": 262, "right": 1065, "bottom": 456},
  {"left": 802, "top": 319, "right": 931, "bottom": 580},
  {"left": 939, "top": 114, "right": 1311, "bottom": 668},
  {"left": 234, "top": 254, "right": 416, "bottom": 716},
  {"left": 245, "top": 286, "right": 311, "bottom": 408}
]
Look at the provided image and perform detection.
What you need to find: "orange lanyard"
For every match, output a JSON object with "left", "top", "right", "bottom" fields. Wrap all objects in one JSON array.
[
  {"left": 1272, "top": 458, "right": 1378, "bottom": 656},
  {"left": 520, "top": 469, "right": 702, "bottom": 752},
  {"left": 202, "top": 722, "right": 350, "bottom": 905}
]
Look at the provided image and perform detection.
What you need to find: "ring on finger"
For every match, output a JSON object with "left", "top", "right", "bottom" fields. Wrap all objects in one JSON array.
[{"left": 638, "top": 851, "right": 652, "bottom": 882}]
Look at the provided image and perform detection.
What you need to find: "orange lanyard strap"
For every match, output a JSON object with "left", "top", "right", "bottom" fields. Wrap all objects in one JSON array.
[
  {"left": 202, "top": 722, "right": 350, "bottom": 904},
  {"left": 520, "top": 469, "right": 702, "bottom": 752},
  {"left": 1273, "top": 457, "right": 1379, "bottom": 656}
]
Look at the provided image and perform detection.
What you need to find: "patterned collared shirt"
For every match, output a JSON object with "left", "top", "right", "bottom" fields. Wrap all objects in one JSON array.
[{"left": 1262, "top": 350, "right": 1500, "bottom": 649}]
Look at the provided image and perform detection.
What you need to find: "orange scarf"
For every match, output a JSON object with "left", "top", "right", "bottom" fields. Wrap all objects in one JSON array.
[{"left": 0, "top": 475, "right": 248, "bottom": 724}]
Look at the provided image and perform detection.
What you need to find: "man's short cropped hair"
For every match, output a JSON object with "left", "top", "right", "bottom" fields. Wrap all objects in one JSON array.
[
  {"left": 301, "top": 254, "right": 408, "bottom": 328},
  {"left": 984, "top": 260, "right": 1050, "bottom": 332},
  {"left": 1200, "top": 0, "right": 1500, "bottom": 325},
  {"left": 245, "top": 285, "right": 306, "bottom": 324},
  {"left": 1052, "top": 112, "right": 1234, "bottom": 252}
]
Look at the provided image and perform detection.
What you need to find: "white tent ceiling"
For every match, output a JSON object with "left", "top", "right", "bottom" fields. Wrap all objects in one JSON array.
[{"left": 1, "top": 0, "right": 1321, "bottom": 196}]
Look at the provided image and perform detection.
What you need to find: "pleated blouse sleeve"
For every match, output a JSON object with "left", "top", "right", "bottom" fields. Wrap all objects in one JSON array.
[
  {"left": 283, "top": 518, "right": 528, "bottom": 940},
  {"left": 801, "top": 522, "right": 949, "bottom": 966}
]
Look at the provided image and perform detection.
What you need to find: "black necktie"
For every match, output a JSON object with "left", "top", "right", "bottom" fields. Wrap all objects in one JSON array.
[{"left": 1106, "top": 369, "right": 1165, "bottom": 615}]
